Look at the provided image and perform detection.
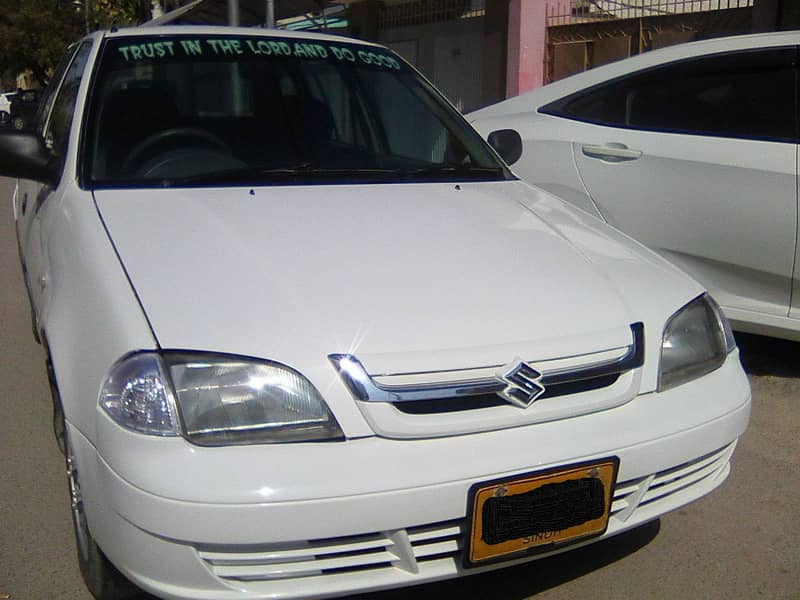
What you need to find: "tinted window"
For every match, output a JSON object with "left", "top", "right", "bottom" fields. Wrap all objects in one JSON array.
[
  {"left": 84, "top": 35, "right": 509, "bottom": 187},
  {"left": 541, "top": 48, "right": 798, "bottom": 143},
  {"left": 46, "top": 41, "right": 93, "bottom": 158},
  {"left": 35, "top": 44, "right": 79, "bottom": 136},
  {"left": 369, "top": 70, "right": 452, "bottom": 163}
]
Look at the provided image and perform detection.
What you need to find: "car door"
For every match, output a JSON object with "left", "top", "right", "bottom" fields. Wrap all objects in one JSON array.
[
  {"left": 19, "top": 41, "right": 92, "bottom": 319},
  {"left": 541, "top": 47, "right": 798, "bottom": 322}
]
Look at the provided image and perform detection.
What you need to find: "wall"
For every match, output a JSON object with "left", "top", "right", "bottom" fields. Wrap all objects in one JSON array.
[
  {"left": 506, "top": 0, "right": 549, "bottom": 97},
  {"left": 379, "top": 17, "right": 486, "bottom": 112}
]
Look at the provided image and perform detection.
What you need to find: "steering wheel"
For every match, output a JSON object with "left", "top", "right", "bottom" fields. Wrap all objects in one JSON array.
[{"left": 122, "top": 127, "right": 230, "bottom": 175}]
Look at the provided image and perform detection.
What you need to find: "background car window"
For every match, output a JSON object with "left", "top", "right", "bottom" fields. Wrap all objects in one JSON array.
[
  {"left": 46, "top": 41, "right": 93, "bottom": 158},
  {"left": 541, "top": 48, "right": 798, "bottom": 143}
]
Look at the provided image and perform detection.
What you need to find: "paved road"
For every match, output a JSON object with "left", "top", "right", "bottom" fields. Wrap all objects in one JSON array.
[{"left": 0, "top": 176, "right": 797, "bottom": 600}]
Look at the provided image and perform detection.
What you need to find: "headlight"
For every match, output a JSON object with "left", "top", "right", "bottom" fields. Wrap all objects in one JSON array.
[
  {"left": 99, "top": 353, "right": 180, "bottom": 436},
  {"left": 659, "top": 294, "right": 736, "bottom": 391},
  {"left": 100, "top": 352, "right": 344, "bottom": 445}
]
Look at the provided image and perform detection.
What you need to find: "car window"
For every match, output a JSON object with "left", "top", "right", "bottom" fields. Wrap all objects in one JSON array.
[
  {"left": 35, "top": 44, "right": 80, "bottom": 136},
  {"left": 540, "top": 48, "right": 798, "bottom": 143},
  {"left": 46, "top": 41, "right": 93, "bottom": 159},
  {"left": 302, "top": 61, "right": 373, "bottom": 149},
  {"left": 366, "top": 69, "right": 454, "bottom": 163},
  {"left": 83, "top": 35, "right": 509, "bottom": 187}
]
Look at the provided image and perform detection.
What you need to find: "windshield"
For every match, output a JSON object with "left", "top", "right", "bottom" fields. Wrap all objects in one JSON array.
[{"left": 84, "top": 35, "right": 511, "bottom": 187}]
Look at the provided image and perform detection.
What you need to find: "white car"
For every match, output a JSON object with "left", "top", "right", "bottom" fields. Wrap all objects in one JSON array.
[
  {"left": 0, "top": 90, "right": 16, "bottom": 120},
  {"left": 0, "top": 26, "right": 750, "bottom": 600},
  {"left": 469, "top": 31, "right": 800, "bottom": 342}
]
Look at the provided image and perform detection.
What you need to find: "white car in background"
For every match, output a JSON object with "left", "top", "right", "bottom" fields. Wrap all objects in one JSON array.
[
  {"left": 0, "top": 90, "right": 16, "bottom": 120},
  {"left": 469, "top": 31, "right": 800, "bottom": 342},
  {"left": 0, "top": 26, "right": 749, "bottom": 600}
]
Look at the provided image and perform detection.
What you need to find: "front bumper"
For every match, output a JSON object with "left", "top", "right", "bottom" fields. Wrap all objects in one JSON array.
[{"left": 69, "top": 354, "right": 750, "bottom": 599}]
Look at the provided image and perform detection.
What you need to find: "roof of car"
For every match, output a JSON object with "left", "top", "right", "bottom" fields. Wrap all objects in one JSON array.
[{"left": 93, "top": 25, "right": 383, "bottom": 48}]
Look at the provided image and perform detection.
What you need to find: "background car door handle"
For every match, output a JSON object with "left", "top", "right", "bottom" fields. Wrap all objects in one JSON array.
[{"left": 581, "top": 144, "right": 642, "bottom": 162}]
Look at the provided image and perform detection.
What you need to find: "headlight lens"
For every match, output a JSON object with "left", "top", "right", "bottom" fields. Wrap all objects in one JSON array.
[
  {"left": 167, "top": 354, "right": 343, "bottom": 445},
  {"left": 100, "top": 353, "right": 343, "bottom": 445},
  {"left": 99, "top": 353, "right": 180, "bottom": 436},
  {"left": 659, "top": 294, "right": 736, "bottom": 391}
]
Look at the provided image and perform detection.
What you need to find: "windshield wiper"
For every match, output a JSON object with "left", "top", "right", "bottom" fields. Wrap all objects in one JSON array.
[
  {"left": 153, "top": 165, "right": 423, "bottom": 187},
  {"left": 151, "top": 163, "right": 506, "bottom": 187},
  {"left": 398, "top": 165, "right": 506, "bottom": 180},
  {"left": 154, "top": 163, "right": 317, "bottom": 187}
]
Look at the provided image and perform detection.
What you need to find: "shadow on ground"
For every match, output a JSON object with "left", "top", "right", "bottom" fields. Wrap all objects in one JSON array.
[
  {"left": 357, "top": 520, "right": 661, "bottom": 600},
  {"left": 735, "top": 332, "right": 800, "bottom": 378}
]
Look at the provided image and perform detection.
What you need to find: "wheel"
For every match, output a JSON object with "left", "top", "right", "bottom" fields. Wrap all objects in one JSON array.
[
  {"left": 122, "top": 127, "right": 230, "bottom": 175},
  {"left": 48, "top": 356, "right": 140, "bottom": 600},
  {"left": 63, "top": 419, "right": 140, "bottom": 599},
  {"left": 12, "top": 116, "right": 25, "bottom": 130}
]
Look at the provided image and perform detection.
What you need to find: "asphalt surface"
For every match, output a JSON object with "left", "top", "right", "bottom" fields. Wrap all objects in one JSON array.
[{"left": 0, "top": 176, "right": 797, "bottom": 600}]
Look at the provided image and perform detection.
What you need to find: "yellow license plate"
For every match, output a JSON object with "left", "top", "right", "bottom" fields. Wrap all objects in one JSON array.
[{"left": 465, "top": 458, "right": 619, "bottom": 566}]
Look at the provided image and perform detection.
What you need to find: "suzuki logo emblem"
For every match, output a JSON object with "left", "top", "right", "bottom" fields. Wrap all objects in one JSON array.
[{"left": 496, "top": 359, "right": 545, "bottom": 408}]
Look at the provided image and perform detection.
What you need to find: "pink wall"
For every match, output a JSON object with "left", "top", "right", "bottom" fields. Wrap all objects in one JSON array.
[{"left": 507, "top": 0, "right": 566, "bottom": 97}]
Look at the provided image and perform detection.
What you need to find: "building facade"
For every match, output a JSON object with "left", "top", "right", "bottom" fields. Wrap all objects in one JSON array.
[
  {"left": 346, "top": 0, "right": 798, "bottom": 111},
  {"left": 153, "top": 0, "right": 800, "bottom": 112}
]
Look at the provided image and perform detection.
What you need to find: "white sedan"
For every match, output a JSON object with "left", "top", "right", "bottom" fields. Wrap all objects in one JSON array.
[
  {"left": 0, "top": 26, "right": 749, "bottom": 600},
  {"left": 0, "top": 90, "right": 16, "bottom": 120},
  {"left": 470, "top": 31, "right": 800, "bottom": 342}
]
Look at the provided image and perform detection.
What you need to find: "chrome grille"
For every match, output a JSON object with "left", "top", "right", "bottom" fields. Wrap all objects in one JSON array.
[
  {"left": 330, "top": 324, "right": 644, "bottom": 438},
  {"left": 330, "top": 323, "right": 643, "bottom": 406},
  {"left": 394, "top": 373, "right": 620, "bottom": 414}
]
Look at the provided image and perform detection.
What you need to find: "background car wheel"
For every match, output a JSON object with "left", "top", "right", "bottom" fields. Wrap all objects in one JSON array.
[{"left": 12, "top": 116, "right": 25, "bottom": 130}]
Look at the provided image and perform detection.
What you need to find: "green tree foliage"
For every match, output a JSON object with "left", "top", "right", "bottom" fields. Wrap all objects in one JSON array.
[
  {"left": 0, "top": 0, "right": 163, "bottom": 88},
  {"left": 93, "top": 0, "right": 154, "bottom": 29},
  {"left": 0, "top": 0, "right": 82, "bottom": 87}
]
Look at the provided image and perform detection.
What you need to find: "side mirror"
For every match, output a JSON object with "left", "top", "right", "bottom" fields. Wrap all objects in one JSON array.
[
  {"left": 488, "top": 129, "right": 523, "bottom": 166},
  {"left": 0, "top": 131, "right": 57, "bottom": 185}
]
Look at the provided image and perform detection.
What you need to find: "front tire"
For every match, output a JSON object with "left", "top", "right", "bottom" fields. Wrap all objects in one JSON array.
[
  {"left": 47, "top": 347, "right": 140, "bottom": 599},
  {"left": 12, "top": 116, "right": 25, "bottom": 130},
  {"left": 64, "top": 421, "right": 140, "bottom": 599}
]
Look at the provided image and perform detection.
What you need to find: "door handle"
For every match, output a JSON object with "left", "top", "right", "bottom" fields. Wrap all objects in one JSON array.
[{"left": 581, "top": 144, "right": 642, "bottom": 162}]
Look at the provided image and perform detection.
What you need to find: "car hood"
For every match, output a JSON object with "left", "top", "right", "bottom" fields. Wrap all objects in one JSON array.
[{"left": 94, "top": 181, "right": 700, "bottom": 432}]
